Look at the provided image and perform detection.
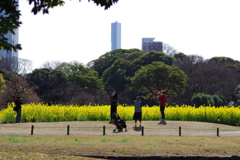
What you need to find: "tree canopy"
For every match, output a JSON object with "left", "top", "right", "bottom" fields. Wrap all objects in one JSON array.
[
  {"left": 56, "top": 61, "right": 104, "bottom": 93},
  {"left": 130, "top": 61, "right": 188, "bottom": 100},
  {"left": 89, "top": 49, "right": 140, "bottom": 77},
  {"left": 26, "top": 68, "right": 67, "bottom": 102},
  {"left": 0, "top": 73, "right": 6, "bottom": 91},
  {"left": 102, "top": 59, "right": 130, "bottom": 93}
]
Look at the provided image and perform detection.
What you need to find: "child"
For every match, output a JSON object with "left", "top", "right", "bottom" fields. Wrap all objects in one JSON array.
[{"left": 133, "top": 96, "right": 142, "bottom": 127}]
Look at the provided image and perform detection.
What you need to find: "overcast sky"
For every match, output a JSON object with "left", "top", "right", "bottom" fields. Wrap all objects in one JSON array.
[{"left": 19, "top": 0, "right": 240, "bottom": 69}]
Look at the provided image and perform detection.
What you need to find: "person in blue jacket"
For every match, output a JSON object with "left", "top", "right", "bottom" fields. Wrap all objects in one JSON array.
[{"left": 133, "top": 96, "right": 142, "bottom": 127}]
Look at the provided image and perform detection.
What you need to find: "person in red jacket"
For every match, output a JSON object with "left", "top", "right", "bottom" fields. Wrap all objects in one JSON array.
[{"left": 157, "top": 91, "right": 167, "bottom": 125}]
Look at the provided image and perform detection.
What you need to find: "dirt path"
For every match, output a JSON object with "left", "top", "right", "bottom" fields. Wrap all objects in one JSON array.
[{"left": 0, "top": 121, "right": 239, "bottom": 135}]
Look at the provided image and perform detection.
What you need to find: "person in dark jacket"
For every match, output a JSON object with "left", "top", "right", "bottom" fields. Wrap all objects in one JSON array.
[
  {"left": 110, "top": 90, "right": 118, "bottom": 120},
  {"left": 15, "top": 97, "right": 23, "bottom": 123}
]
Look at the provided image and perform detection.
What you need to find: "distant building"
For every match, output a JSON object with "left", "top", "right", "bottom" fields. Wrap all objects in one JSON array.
[
  {"left": 0, "top": 1, "right": 19, "bottom": 67},
  {"left": 142, "top": 38, "right": 163, "bottom": 52},
  {"left": 111, "top": 21, "right": 121, "bottom": 51}
]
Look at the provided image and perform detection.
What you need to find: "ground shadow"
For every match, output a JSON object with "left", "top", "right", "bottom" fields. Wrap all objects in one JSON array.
[{"left": 133, "top": 126, "right": 142, "bottom": 132}]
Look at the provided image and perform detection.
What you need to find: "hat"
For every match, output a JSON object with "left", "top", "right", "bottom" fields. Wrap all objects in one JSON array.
[
  {"left": 161, "top": 90, "right": 166, "bottom": 94},
  {"left": 157, "top": 91, "right": 161, "bottom": 95},
  {"left": 136, "top": 96, "right": 140, "bottom": 99}
]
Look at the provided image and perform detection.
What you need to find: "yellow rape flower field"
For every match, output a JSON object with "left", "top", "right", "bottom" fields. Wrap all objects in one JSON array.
[{"left": 0, "top": 103, "right": 240, "bottom": 126}]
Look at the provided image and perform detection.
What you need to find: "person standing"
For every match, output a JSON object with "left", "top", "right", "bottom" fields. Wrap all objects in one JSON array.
[
  {"left": 15, "top": 97, "right": 23, "bottom": 123},
  {"left": 110, "top": 90, "right": 118, "bottom": 120},
  {"left": 133, "top": 96, "right": 142, "bottom": 127},
  {"left": 157, "top": 91, "right": 167, "bottom": 125}
]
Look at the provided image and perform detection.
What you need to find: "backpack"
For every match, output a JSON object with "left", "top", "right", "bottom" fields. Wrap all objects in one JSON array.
[{"left": 13, "top": 107, "right": 18, "bottom": 112}]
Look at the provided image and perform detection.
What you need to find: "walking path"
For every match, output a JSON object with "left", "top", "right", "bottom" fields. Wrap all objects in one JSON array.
[{"left": 0, "top": 121, "right": 239, "bottom": 136}]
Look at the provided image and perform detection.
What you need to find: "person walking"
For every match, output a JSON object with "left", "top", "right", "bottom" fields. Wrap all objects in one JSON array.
[
  {"left": 15, "top": 97, "right": 23, "bottom": 123},
  {"left": 157, "top": 91, "right": 167, "bottom": 125},
  {"left": 110, "top": 90, "right": 118, "bottom": 121},
  {"left": 133, "top": 96, "right": 142, "bottom": 127}
]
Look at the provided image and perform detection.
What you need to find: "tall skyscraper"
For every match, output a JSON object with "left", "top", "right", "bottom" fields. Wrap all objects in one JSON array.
[
  {"left": 111, "top": 21, "right": 121, "bottom": 51},
  {"left": 142, "top": 38, "right": 163, "bottom": 52},
  {"left": 0, "top": 1, "right": 19, "bottom": 67}
]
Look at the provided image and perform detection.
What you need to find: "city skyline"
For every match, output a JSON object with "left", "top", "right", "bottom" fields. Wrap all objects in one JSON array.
[{"left": 18, "top": 0, "right": 240, "bottom": 70}]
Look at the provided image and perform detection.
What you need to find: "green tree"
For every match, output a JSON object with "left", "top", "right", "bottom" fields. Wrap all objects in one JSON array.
[
  {"left": 191, "top": 93, "right": 211, "bottom": 107},
  {"left": 0, "top": 64, "right": 17, "bottom": 81},
  {"left": 129, "top": 50, "right": 174, "bottom": 77},
  {"left": 124, "top": 50, "right": 146, "bottom": 61},
  {"left": 89, "top": 49, "right": 141, "bottom": 77},
  {"left": 102, "top": 59, "right": 130, "bottom": 93},
  {"left": 209, "top": 56, "right": 240, "bottom": 71},
  {"left": 56, "top": 61, "right": 88, "bottom": 77},
  {"left": 191, "top": 93, "right": 226, "bottom": 107},
  {"left": 209, "top": 56, "right": 239, "bottom": 64},
  {"left": 130, "top": 61, "right": 188, "bottom": 100},
  {"left": 1, "top": 0, "right": 119, "bottom": 51},
  {"left": 56, "top": 61, "right": 104, "bottom": 93},
  {"left": 174, "top": 52, "right": 189, "bottom": 62},
  {"left": 26, "top": 68, "right": 67, "bottom": 102},
  {"left": 212, "top": 95, "right": 225, "bottom": 107},
  {"left": 233, "top": 84, "right": 240, "bottom": 106},
  {"left": 68, "top": 70, "right": 104, "bottom": 93},
  {"left": 0, "top": 73, "right": 6, "bottom": 91}
]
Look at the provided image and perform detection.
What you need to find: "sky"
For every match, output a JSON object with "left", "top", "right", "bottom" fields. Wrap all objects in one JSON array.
[{"left": 19, "top": 0, "right": 240, "bottom": 69}]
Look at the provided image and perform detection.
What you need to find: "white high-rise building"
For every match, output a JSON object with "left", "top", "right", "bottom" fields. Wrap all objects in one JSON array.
[
  {"left": 142, "top": 38, "right": 163, "bottom": 52},
  {"left": 0, "top": 1, "right": 19, "bottom": 66},
  {"left": 111, "top": 21, "right": 121, "bottom": 51}
]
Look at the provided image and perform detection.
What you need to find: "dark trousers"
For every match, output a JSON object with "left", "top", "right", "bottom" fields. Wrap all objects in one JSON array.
[
  {"left": 133, "top": 112, "right": 142, "bottom": 122},
  {"left": 16, "top": 109, "right": 21, "bottom": 123},
  {"left": 160, "top": 106, "right": 165, "bottom": 119},
  {"left": 111, "top": 102, "right": 117, "bottom": 119}
]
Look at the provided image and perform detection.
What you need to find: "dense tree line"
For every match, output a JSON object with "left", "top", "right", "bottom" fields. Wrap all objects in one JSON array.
[{"left": 0, "top": 48, "right": 240, "bottom": 109}]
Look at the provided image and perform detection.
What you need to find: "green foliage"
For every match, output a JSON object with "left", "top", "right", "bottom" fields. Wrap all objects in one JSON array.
[
  {"left": 69, "top": 70, "right": 104, "bottom": 93},
  {"left": 129, "top": 51, "right": 174, "bottom": 77},
  {"left": 191, "top": 93, "right": 212, "bottom": 107},
  {"left": 174, "top": 52, "right": 189, "bottom": 61},
  {"left": 0, "top": 73, "right": 6, "bottom": 91},
  {"left": 130, "top": 61, "right": 188, "bottom": 100},
  {"left": 210, "top": 56, "right": 239, "bottom": 64},
  {"left": 191, "top": 93, "right": 226, "bottom": 107},
  {"left": 56, "top": 61, "right": 104, "bottom": 93},
  {"left": 234, "top": 84, "right": 240, "bottom": 106},
  {"left": 90, "top": 49, "right": 141, "bottom": 77},
  {"left": 209, "top": 57, "right": 240, "bottom": 71},
  {"left": 212, "top": 95, "right": 224, "bottom": 107},
  {"left": 124, "top": 50, "right": 146, "bottom": 61},
  {"left": 56, "top": 61, "right": 88, "bottom": 77},
  {"left": 0, "top": 64, "right": 17, "bottom": 81},
  {"left": 26, "top": 68, "right": 67, "bottom": 102},
  {"left": 102, "top": 59, "right": 130, "bottom": 92}
]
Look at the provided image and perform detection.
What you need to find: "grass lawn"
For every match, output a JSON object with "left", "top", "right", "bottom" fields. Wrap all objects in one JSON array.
[{"left": 0, "top": 121, "right": 240, "bottom": 159}]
